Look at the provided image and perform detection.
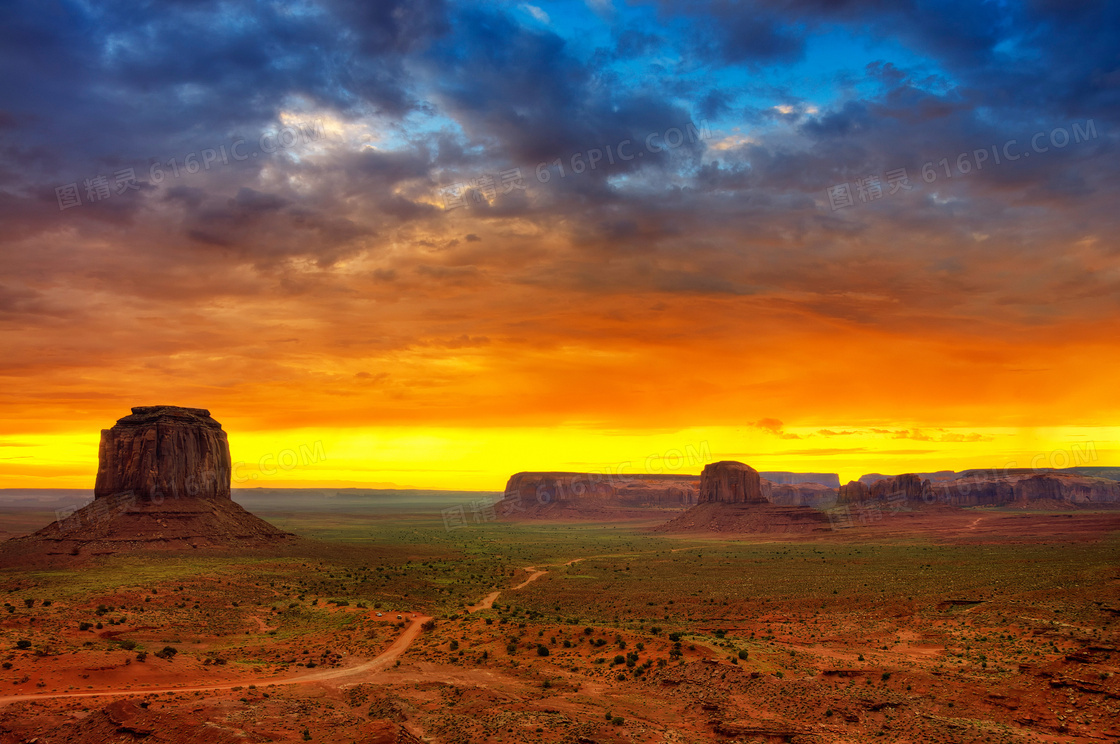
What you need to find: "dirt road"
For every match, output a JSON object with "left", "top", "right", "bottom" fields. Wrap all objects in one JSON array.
[
  {"left": 468, "top": 564, "right": 550, "bottom": 612},
  {"left": 0, "top": 557, "right": 579, "bottom": 706},
  {"left": 0, "top": 614, "right": 431, "bottom": 707}
]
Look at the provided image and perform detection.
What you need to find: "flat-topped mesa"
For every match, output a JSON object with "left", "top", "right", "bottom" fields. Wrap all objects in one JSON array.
[
  {"left": 760, "top": 471, "right": 841, "bottom": 489},
  {"left": 502, "top": 472, "right": 698, "bottom": 509},
  {"left": 764, "top": 480, "right": 836, "bottom": 507},
  {"left": 698, "top": 461, "right": 766, "bottom": 504},
  {"left": 94, "top": 406, "right": 231, "bottom": 502}
]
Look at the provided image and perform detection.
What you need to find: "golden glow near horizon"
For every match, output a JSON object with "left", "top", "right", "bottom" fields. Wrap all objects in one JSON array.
[{"left": 3, "top": 424, "right": 1116, "bottom": 492}]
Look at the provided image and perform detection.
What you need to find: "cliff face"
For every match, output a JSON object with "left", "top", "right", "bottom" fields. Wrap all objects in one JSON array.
[
  {"left": 840, "top": 471, "right": 1120, "bottom": 507},
  {"left": 930, "top": 473, "right": 1120, "bottom": 506},
  {"left": 501, "top": 472, "right": 699, "bottom": 512},
  {"left": 763, "top": 481, "right": 835, "bottom": 507},
  {"left": 94, "top": 406, "right": 231, "bottom": 501},
  {"left": 868, "top": 473, "right": 932, "bottom": 503},
  {"left": 759, "top": 471, "right": 841, "bottom": 488},
  {"left": 698, "top": 461, "right": 765, "bottom": 504},
  {"left": 836, "top": 480, "right": 870, "bottom": 505}
]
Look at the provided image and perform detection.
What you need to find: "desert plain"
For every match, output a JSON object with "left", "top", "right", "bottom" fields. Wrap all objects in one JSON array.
[{"left": 1, "top": 485, "right": 1117, "bottom": 744}]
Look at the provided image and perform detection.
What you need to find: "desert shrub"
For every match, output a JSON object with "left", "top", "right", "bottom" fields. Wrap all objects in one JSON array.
[
  {"left": 612, "top": 654, "right": 625, "bottom": 665},
  {"left": 421, "top": 619, "right": 436, "bottom": 632},
  {"left": 536, "top": 644, "right": 549, "bottom": 657},
  {"left": 611, "top": 716, "right": 624, "bottom": 725},
  {"left": 78, "top": 622, "right": 92, "bottom": 631},
  {"left": 154, "top": 646, "right": 178, "bottom": 660},
  {"left": 15, "top": 640, "right": 31, "bottom": 650},
  {"left": 738, "top": 650, "right": 748, "bottom": 660},
  {"left": 117, "top": 640, "right": 138, "bottom": 651}
]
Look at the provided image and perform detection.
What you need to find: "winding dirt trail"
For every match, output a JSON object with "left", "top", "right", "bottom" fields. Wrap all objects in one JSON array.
[
  {"left": 0, "top": 614, "right": 431, "bottom": 707},
  {"left": 468, "top": 562, "right": 555, "bottom": 612},
  {"left": 0, "top": 556, "right": 589, "bottom": 707}
]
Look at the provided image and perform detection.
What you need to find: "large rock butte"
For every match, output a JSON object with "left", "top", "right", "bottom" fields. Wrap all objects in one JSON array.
[
  {"left": 3, "top": 406, "right": 293, "bottom": 559},
  {"left": 94, "top": 406, "right": 231, "bottom": 501},
  {"left": 698, "top": 461, "right": 766, "bottom": 504}
]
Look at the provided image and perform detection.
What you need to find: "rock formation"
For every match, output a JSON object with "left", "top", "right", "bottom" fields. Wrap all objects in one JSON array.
[
  {"left": 759, "top": 471, "right": 841, "bottom": 488},
  {"left": 929, "top": 472, "right": 1120, "bottom": 507},
  {"left": 836, "top": 480, "right": 870, "bottom": 504},
  {"left": 94, "top": 406, "right": 231, "bottom": 501},
  {"left": 841, "top": 470, "right": 1120, "bottom": 508},
  {"left": 698, "top": 461, "right": 765, "bottom": 504},
  {"left": 659, "top": 461, "right": 830, "bottom": 534},
  {"left": 3, "top": 406, "right": 293, "bottom": 559},
  {"left": 762, "top": 480, "right": 836, "bottom": 507},
  {"left": 869, "top": 473, "right": 932, "bottom": 503},
  {"left": 497, "top": 471, "right": 699, "bottom": 517}
]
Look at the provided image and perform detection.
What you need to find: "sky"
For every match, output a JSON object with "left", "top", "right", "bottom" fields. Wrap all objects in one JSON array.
[{"left": 1, "top": 0, "right": 1119, "bottom": 490}]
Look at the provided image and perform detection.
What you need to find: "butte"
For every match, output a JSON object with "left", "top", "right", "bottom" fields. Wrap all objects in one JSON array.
[{"left": 1, "top": 406, "right": 294, "bottom": 561}]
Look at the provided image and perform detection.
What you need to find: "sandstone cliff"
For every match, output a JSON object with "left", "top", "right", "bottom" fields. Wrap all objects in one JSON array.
[
  {"left": 496, "top": 471, "right": 700, "bottom": 518},
  {"left": 759, "top": 471, "right": 841, "bottom": 488},
  {"left": 94, "top": 406, "right": 231, "bottom": 501},
  {"left": 698, "top": 461, "right": 765, "bottom": 504},
  {"left": 843, "top": 471, "right": 1120, "bottom": 507},
  {"left": 836, "top": 480, "right": 870, "bottom": 505},
  {"left": 929, "top": 472, "right": 1120, "bottom": 506},
  {"left": 762, "top": 480, "right": 836, "bottom": 507},
  {"left": 869, "top": 473, "right": 932, "bottom": 503}
]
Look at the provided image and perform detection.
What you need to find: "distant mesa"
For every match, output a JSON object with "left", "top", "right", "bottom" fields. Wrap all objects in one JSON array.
[
  {"left": 497, "top": 471, "right": 699, "bottom": 518},
  {"left": 660, "top": 460, "right": 831, "bottom": 533},
  {"left": 764, "top": 480, "right": 835, "bottom": 508},
  {"left": 2, "top": 406, "right": 294, "bottom": 560},
  {"left": 759, "top": 471, "right": 840, "bottom": 488},
  {"left": 850, "top": 470, "right": 1120, "bottom": 508},
  {"left": 656, "top": 459, "right": 1120, "bottom": 534},
  {"left": 498, "top": 466, "right": 850, "bottom": 519}
]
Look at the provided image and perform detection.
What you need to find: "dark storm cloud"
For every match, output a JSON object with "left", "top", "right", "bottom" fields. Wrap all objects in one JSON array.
[
  {"left": 425, "top": 6, "right": 704, "bottom": 178},
  {"left": 0, "top": 0, "right": 1117, "bottom": 335}
]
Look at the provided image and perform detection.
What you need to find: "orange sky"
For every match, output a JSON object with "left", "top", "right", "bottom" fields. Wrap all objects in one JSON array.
[
  {"left": 3, "top": 283, "right": 1118, "bottom": 491},
  {"left": 3, "top": 1, "right": 1119, "bottom": 492}
]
